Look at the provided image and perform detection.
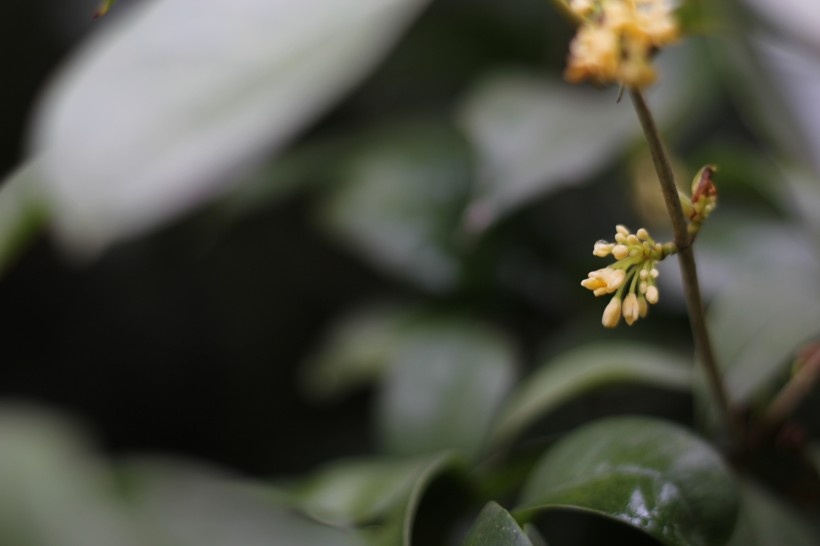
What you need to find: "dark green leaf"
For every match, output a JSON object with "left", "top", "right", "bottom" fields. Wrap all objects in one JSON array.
[
  {"left": 518, "top": 416, "right": 739, "bottom": 546},
  {"left": 461, "top": 502, "right": 533, "bottom": 546},
  {"left": 0, "top": 162, "right": 48, "bottom": 277},
  {"left": 32, "top": 0, "right": 431, "bottom": 252},
  {"left": 319, "top": 121, "right": 473, "bottom": 292},
  {"left": 490, "top": 343, "right": 692, "bottom": 447},
  {"left": 376, "top": 320, "right": 517, "bottom": 458},
  {"left": 300, "top": 304, "right": 417, "bottom": 401},
  {"left": 359, "top": 453, "right": 461, "bottom": 546},
  {"left": 216, "top": 136, "right": 354, "bottom": 222}
]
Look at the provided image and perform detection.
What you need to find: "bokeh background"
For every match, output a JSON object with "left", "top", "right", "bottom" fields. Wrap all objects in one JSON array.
[{"left": 1, "top": 2, "right": 819, "bottom": 542}]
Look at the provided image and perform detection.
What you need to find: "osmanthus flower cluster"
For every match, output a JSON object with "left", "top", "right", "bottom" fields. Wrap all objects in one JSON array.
[
  {"left": 582, "top": 166, "right": 718, "bottom": 328},
  {"left": 582, "top": 225, "right": 676, "bottom": 327},
  {"left": 565, "top": 0, "right": 679, "bottom": 88}
]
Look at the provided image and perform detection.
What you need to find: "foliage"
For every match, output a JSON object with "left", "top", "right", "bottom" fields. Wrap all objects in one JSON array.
[{"left": 1, "top": 0, "right": 819, "bottom": 545}]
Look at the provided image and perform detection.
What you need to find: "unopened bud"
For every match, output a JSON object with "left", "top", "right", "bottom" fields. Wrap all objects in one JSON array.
[
  {"left": 602, "top": 297, "right": 622, "bottom": 328},
  {"left": 646, "top": 285, "right": 659, "bottom": 304}
]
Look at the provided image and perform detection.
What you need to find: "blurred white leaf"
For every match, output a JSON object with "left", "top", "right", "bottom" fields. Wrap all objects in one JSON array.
[
  {"left": 719, "top": 0, "right": 820, "bottom": 175},
  {"left": 31, "top": 0, "right": 430, "bottom": 253},
  {"left": 742, "top": 0, "right": 820, "bottom": 52}
]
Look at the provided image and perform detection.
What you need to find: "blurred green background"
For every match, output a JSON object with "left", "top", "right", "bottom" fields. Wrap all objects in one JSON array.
[{"left": 1, "top": 0, "right": 819, "bottom": 543}]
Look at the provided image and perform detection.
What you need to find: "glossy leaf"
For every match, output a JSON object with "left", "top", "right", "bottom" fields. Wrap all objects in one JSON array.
[
  {"left": 461, "top": 502, "right": 533, "bottom": 546},
  {"left": 726, "top": 480, "right": 818, "bottom": 546},
  {"left": 490, "top": 343, "right": 692, "bottom": 447},
  {"left": 376, "top": 320, "right": 517, "bottom": 458},
  {"left": 455, "top": 42, "right": 711, "bottom": 232},
  {"left": 0, "top": 162, "right": 48, "bottom": 277},
  {"left": 300, "top": 304, "right": 416, "bottom": 401},
  {"left": 122, "top": 459, "right": 367, "bottom": 546},
  {"left": 518, "top": 417, "right": 739, "bottom": 546},
  {"left": 319, "top": 121, "right": 473, "bottom": 292},
  {"left": 31, "top": 0, "right": 430, "bottom": 252}
]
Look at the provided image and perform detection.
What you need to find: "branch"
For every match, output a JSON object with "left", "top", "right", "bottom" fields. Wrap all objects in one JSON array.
[
  {"left": 764, "top": 346, "right": 820, "bottom": 430},
  {"left": 629, "top": 89, "right": 735, "bottom": 439}
]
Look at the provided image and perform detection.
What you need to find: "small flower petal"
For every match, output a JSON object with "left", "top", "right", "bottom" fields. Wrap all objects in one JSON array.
[{"left": 582, "top": 267, "right": 626, "bottom": 296}]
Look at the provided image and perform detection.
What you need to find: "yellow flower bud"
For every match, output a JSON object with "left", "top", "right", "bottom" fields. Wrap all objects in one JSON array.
[
  {"left": 646, "top": 285, "right": 659, "bottom": 304},
  {"left": 638, "top": 296, "right": 649, "bottom": 318},
  {"left": 593, "top": 241, "right": 613, "bottom": 257},
  {"left": 612, "top": 244, "right": 630, "bottom": 260},
  {"left": 602, "top": 297, "right": 622, "bottom": 328},
  {"left": 623, "top": 293, "right": 640, "bottom": 325}
]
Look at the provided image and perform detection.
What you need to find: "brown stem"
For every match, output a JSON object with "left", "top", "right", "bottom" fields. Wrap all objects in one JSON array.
[
  {"left": 629, "top": 89, "right": 735, "bottom": 438},
  {"left": 764, "top": 346, "right": 820, "bottom": 430}
]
